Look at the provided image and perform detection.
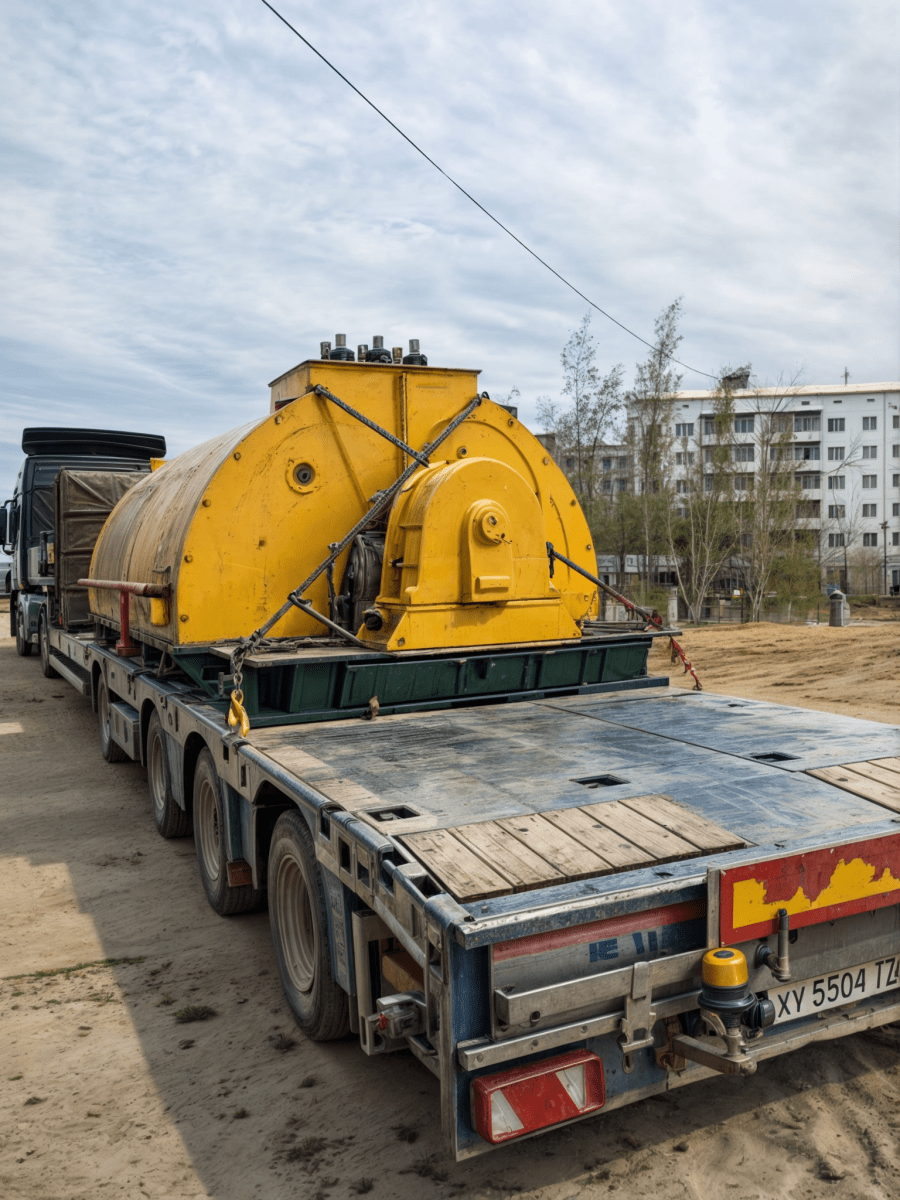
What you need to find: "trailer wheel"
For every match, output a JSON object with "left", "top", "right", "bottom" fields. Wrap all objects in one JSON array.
[
  {"left": 15, "top": 607, "right": 33, "bottom": 657},
  {"left": 147, "top": 711, "right": 192, "bottom": 838},
  {"left": 98, "top": 678, "right": 127, "bottom": 763},
  {"left": 39, "top": 613, "right": 59, "bottom": 679},
  {"left": 193, "top": 749, "right": 260, "bottom": 915},
  {"left": 268, "top": 809, "right": 350, "bottom": 1041}
]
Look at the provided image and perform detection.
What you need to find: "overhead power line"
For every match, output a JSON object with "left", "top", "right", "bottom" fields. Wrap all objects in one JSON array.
[{"left": 257, "top": 0, "right": 718, "bottom": 381}]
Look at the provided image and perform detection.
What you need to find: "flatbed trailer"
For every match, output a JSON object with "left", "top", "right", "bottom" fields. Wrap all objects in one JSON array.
[{"left": 45, "top": 618, "right": 900, "bottom": 1159}]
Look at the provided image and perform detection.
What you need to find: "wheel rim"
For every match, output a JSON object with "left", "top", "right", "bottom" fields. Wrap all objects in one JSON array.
[
  {"left": 148, "top": 729, "right": 166, "bottom": 818},
  {"left": 275, "top": 853, "right": 316, "bottom": 995},
  {"left": 196, "top": 776, "right": 221, "bottom": 883}
]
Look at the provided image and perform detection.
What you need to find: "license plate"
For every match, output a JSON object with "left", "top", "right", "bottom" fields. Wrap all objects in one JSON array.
[{"left": 769, "top": 954, "right": 900, "bottom": 1023}]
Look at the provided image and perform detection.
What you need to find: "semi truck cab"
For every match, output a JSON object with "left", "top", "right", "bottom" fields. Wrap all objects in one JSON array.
[{"left": 1, "top": 427, "right": 166, "bottom": 656}]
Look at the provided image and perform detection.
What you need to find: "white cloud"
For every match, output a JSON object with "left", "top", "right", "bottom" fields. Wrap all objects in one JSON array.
[{"left": 1, "top": 0, "right": 897, "bottom": 489}]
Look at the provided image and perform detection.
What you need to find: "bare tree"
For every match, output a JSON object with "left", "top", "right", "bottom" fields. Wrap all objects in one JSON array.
[
  {"left": 626, "top": 299, "right": 683, "bottom": 588},
  {"left": 731, "top": 376, "right": 818, "bottom": 620},
  {"left": 537, "top": 314, "right": 624, "bottom": 517},
  {"left": 663, "top": 378, "right": 739, "bottom": 621}
]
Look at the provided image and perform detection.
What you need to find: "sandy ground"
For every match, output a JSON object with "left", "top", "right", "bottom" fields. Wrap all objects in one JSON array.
[{"left": 1, "top": 621, "right": 898, "bottom": 1200}]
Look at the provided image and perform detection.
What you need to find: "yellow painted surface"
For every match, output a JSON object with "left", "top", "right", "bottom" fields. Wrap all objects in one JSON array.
[
  {"left": 359, "top": 456, "right": 581, "bottom": 649},
  {"left": 701, "top": 947, "right": 748, "bottom": 988},
  {"left": 89, "top": 359, "right": 599, "bottom": 649},
  {"left": 732, "top": 856, "right": 900, "bottom": 930}
]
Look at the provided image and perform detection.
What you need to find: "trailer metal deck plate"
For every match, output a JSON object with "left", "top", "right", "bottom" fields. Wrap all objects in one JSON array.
[{"left": 719, "top": 831, "right": 900, "bottom": 943}]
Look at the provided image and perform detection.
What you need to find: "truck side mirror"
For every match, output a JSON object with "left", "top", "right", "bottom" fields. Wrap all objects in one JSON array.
[{"left": 0, "top": 504, "right": 7, "bottom": 550}]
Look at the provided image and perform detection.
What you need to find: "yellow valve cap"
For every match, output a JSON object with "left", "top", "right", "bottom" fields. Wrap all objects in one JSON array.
[{"left": 702, "top": 947, "right": 749, "bottom": 989}]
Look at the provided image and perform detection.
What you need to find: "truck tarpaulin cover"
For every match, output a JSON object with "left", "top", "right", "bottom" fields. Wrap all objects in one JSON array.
[{"left": 55, "top": 469, "right": 148, "bottom": 628}]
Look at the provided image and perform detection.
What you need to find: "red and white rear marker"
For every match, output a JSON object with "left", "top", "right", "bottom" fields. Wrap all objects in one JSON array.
[{"left": 471, "top": 1049, "right": 605, "bottom": 1144}]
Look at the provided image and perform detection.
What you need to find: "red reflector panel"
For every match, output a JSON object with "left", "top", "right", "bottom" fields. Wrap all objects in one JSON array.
[
  {"left": 471, "top": 1049, "right": 605, "bottom": 1144},
  {"left": 720, "top": 832, "right": 900, "bottom": 943}
]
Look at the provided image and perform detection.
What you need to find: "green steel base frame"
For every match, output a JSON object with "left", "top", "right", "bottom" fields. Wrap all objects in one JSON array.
[{"left": 172, "top": 632, "right": 668, "bottom": 728}]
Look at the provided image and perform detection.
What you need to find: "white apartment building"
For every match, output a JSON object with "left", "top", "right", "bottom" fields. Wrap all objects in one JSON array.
[{"left": 665, "top": 382, "right": 900, "bottom": 593}]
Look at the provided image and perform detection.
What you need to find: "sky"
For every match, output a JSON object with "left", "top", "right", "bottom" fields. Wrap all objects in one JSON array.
[{"left": 2, "top": 0, "right": 898, "bottom": 494}]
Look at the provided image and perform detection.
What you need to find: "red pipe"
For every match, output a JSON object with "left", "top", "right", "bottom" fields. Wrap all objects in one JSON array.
[{"left": 77, "top": 578, "right": 170, "bottom": 657}]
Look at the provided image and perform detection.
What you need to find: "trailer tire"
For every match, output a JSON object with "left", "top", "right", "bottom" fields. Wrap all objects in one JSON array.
[
  {"left": 193, "top": 749, "right": 261, "bottom": 915},
  {"left": 268, "top": 809, "right": 350, "bottom": 1042},
  {"left": 15, "top": 607, "right": 33, "bottom": 657},
  {"left": 147, "top": 711, "right": 192, "bottom": 839},
  {"left": 98, "top": 679, "right": 127, "bottom": 763},
  {"left": 39, "top": 613, "right": 59, "bottom": 679}
]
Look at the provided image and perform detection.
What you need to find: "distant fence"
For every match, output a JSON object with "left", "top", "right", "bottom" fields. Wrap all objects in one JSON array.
[{"left": 699, "top": 603, "right": 824, "bottom": 625}]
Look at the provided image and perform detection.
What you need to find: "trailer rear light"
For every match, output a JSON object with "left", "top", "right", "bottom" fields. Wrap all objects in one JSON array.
[{"left": 471, "top": 1049, "right": 604, "bottom": 1144}]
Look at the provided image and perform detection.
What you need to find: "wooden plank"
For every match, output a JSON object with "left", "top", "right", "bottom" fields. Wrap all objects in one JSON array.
[
  {"left": 543, "top": 807, "right": 650, "bottom": 870},
  {"left": 866, "top": 757, "right": 900, "bottom": 778},
  {"left": 807, "top": 765, "right": 900, "bottom": 815},
  {"left": 840, "top": 761, "right": 900, "bottom": 791},
  {"left": 453, "top": 821, "right": 566, "bottom": 892},
  {"left": 585, "top": 801, "right": 699, "bottom": 861},
  {"left": 402, "top": 829, "right": 514, "bottom": 900},
  {"left": 620, "top": 793, "right": 747, "bottom": 853},
  {"left": 496, "top": 813, "right": 613, "bottom": 880},
  {"left": 382, "top": 949, "right": 423, "bottom": 993}
]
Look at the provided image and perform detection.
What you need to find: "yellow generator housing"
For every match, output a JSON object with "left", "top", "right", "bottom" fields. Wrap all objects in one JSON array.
[{"left": 89, "top": 357, "right": 598, "bottom": 652}]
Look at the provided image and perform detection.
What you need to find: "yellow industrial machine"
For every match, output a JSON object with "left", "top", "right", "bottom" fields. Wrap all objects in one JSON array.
[{"left": 89, "top": 352, "right": 598, "bottom": 652}]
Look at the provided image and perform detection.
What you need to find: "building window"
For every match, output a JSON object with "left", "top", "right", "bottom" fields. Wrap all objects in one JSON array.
[
  {"left": 616, "top": 477, "right": 627, "bottom": 492},
  {"left": 617, "top": 456, "right": 628, "bottom": 470},
  {"left": 862, "top": 475, "right": 877, "bottom": 488},
  {"left": 828, "top": 476, "right": 845, "bottom": 490},
  {"left": 894, "top": 474, "right": 900, "bottom": 487},
  {"left": 893, "top": 532, "right": 900, "bottom": 546},
  {"left": 601, "top": 457, "right": 612, "bottom": 471},
  {"left": 733, "top": 445, "right": 755, "bottom": 462},
  {"left": 734, "top": 416, "right": 755, "bottom": 433},
  {"left": 862, "top": 446, "right": 877, "bottom": 459},
  {"left": 703, "top": 418, "right": 716, "bottom": 436},
  {"left": 828, "top": 504, "right": 845, "bottom": 518},
  {"left": 794, "top": 415, "right": 820, "bottom": 432},
  {"left": 703, "top": 475, "right": 713, "bottom": 492},
  {"left": 734, "top": 474, "right": 753, "bottom": 491},
  {"left": 828, "top": 417, "right": 845, "bottom": 432},
  {"left": 602, "top": 480, "right": 612, "bottom": 493},
  {"left": 675, "top": 480, "right": 690, "bottom": 494},
  {"left": 769, "top": 445, "right": 788, "bottom": 460},
  {"left": 565, "top": 456, "right": 575, "bottom": 469},
  {"left": 862, "top": 504, "right": 877, "bottom": 517},
  {"left": 675, "top": 423, "right": 694, "bottom": 438},
  {"left": 892, "top": 445, "right": 899, "bottom": 457},
  {"left": 798, "top": 474, "right": 820, "bottom": 489},
  {"left": 894, "top": 414, "right": 899, "bottom": 428},
  {"left": 772, "top": 415, "right": 792, "bottom": 434},
  {"left": 796, "top": 500, "right": 820, "bottom": 518},
  {"left": 675, "top": 451, "right": 695, "bottom": 465},
  {"left": 703, "top": 446, "right": 715, "bottom": 463},
  {"left": 863, "top": 415, "right": 877, "bottom": 430},
  {"left": 827, "top": 446, "right": 845, "bottom": 460},
  {"left": 828, "top": 533, "right": 845, "bottom": 548},
  {"left": 893, "top": 503, "right": 900, "bottom": 517},
  {"left": 863, "top": 532, "right": 878, "bottom": 547},
  {"left": 794, "top": 445, "right": 820, "bottom": 460}
]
